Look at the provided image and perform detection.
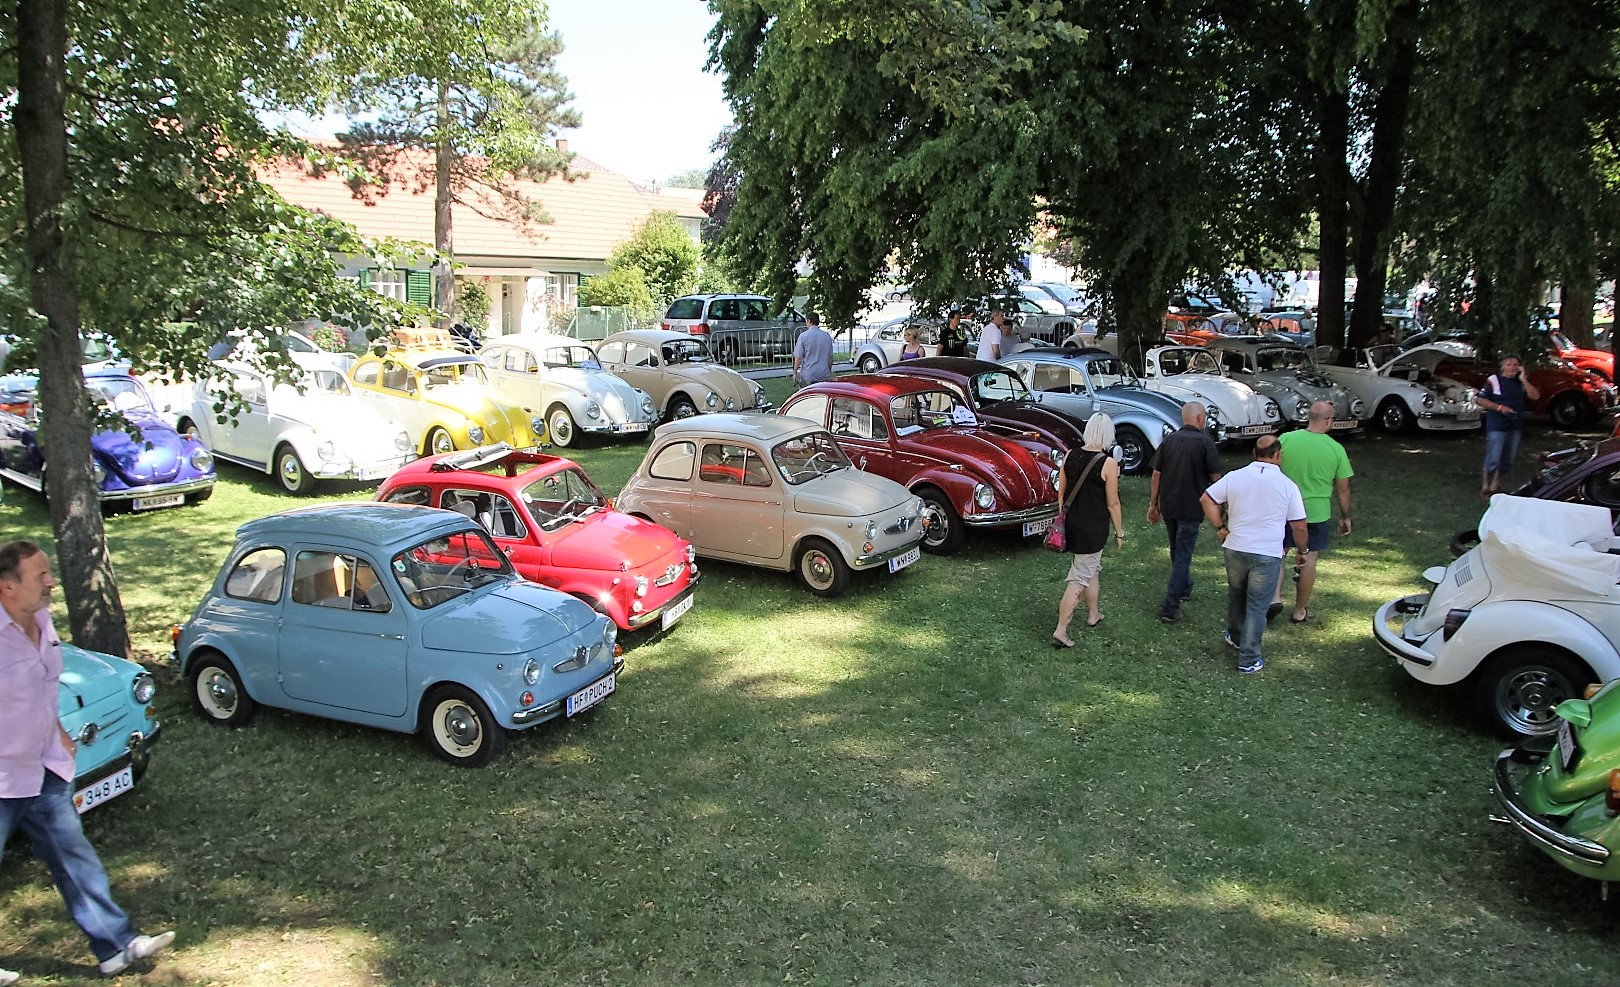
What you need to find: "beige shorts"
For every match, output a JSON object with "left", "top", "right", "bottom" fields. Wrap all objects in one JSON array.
[{"left": 1064, "top": 551, "right": 1103, "bottom": 587}]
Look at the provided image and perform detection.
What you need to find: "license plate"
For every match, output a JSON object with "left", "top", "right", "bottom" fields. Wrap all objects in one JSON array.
[
  {"left": 615, "top": 422, "right": 650, "bottom": 433},
  {"left": 1458, "top": 410, "right": 1480, "bottom": 421},
  {"left": 662, "top": 593, "right": 694, "bottom": 630},
  {"left": 566, "top": 672, "right": 615, "bottom": 716},
  {"left": 133, "top": 492, "right": 184, "bottom": 511},
  {"left": 1330, "top": 420, "right": 1358, "bottom": 430},
  {"left": 889, "top": 545, "right": 921, "bottom": 573},
  {"left": 1240, "top": 424, "right": 1271, "bottom": 436},
  {"left": 1023, "top": 517, "right": 1055, "bottom": 537},
  {"left": 74, "top": 765, "right": 133, "bottom": 814},
  {"left": 1559, "top": 719, "right": 1578, "bottom": 772}
]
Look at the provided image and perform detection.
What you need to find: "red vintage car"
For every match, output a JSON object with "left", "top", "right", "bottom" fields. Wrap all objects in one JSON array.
[
  {"left": 778, "top": 375, "right": 1061, "bottom": 553},
  {"left": 1545, "top": 328, "right": 1614, "bottom": 382},
  {"left": 376, "top": 444, "right": 698, "bottom": 633},
  {"left": 1425, "top": 340, "right": 1617, "bottom": 428}
]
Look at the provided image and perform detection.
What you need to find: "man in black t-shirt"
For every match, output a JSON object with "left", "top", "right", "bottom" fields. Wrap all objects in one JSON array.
[{"left": 1146, "top": 402, "right": 1223, "bottom": 623}]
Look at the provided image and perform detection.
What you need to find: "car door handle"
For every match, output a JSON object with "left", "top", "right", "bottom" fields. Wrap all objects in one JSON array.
[{"left": 380, "top": 633, "right": 404, "bottom": 641}]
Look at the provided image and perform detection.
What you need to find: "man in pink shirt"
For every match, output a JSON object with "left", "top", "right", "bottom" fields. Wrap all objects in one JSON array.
[{"left": 0, "top": 541, "right": 173, "bottom": 981}]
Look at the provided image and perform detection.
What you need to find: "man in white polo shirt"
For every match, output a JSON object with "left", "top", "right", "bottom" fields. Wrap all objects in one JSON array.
[{"left": 1200, "top": 436, "right": 1308, "bottom": 674}]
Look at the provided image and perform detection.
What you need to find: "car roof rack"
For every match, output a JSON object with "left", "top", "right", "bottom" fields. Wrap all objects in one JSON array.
[{"left": 430, "top": 443, "right": 517, "bottom": 472}]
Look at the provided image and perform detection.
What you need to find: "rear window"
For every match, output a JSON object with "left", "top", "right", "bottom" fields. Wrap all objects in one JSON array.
[{"left": 666, "top": 298, "right": 704, "bottom": 321}]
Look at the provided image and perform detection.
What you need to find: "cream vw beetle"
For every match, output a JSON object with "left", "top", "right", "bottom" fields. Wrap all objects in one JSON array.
[
  {"left": 1141, "top": 345, "right": 1283, "bottom": 442},
  {"left": 478, "top": 333, "right": 658, "bottom": 448},
  {"left": 595, "top": 330, "right": 772, "bottom": 421},
  {"left": 1319, "top": 344, "right": 1482, "bottom": 433},
  {"left": 615, "top": 414, "right": 927, "bottom": 597}
]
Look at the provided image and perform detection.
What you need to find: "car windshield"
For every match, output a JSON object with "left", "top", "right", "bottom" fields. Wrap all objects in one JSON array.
[
  {"left": 1547, "top": 330, "right": 1576, "bottom": 353},
  {"left": 393, "top": 529, "right": 513, "bottom": 608},
  {"left": 1257, "top": 348, "right": 1315, "bottom": 373},
  {"left": 972, "top": 370, "right": 1032, "bottom": 404},
  {"left": 1158, "top": 349, "right": 1221, "bottom": 376},
  {"left": 87, "top": 377, "right": 152, "bottom": 414},
  {"left": 772, "top": 430, "right": 851, "bottom": 484},
  {"left": 662, "top": 340, "right": 712, "bottom": 364},
  {"left": 1083, "top": 356, "right": 1141, "bottom": 388},
  {"left": 543, "top": 346, "right": 603, "bottom": 371},
  {"left": 521, "top": 468, "right": 606, "bottom": 530},
  {"left": 418, "top": 358, "right": 490, "bottom": 389},
  {"left": 890, "top": 389, "right": 976, "bottom": 433}
]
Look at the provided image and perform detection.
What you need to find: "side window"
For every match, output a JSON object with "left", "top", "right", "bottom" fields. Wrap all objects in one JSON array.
[
  {"left": 597, "top": 341, "right": 625, "bottom": 363},
  {"left": 235, "top": 374, "right": 267, "bottom": 406},
  {"left": 711, "top": 299, "right": 738, "bottom": 321},
  {"left": 291, "top": 551, "right": 359, "bottom": 609},
  {"left": 352, "top": 361, "right": 380, "bottom": 386},
  {"left": 830, "top": 397, "right": 888, "bottom": 440},
  {"left": 781, "top": 393, "right": 828, "bottom": 426},
  {"left": 484, "top": 494, "right": 527, "bottom": 539},
  {"left": 481, "top": 347, "right": 502, "bottom": 370},
  {"left": 1031, "top": 364, "right": 1069, "bottom": 393},
  {"left": 648, "top": 441, "right": 695, "bottom": 481},
  {"left": 381, "top": 361, "right": 414, "bottom": 393},
  {"left": 223, "top": 547, "right": 285, "bottom": 604},
  {"left": 508, "top": 349, "right": 535, "bottom": 373},
  {"left": 741, "top": 299, "right": 769, "bottom": 321},
  {"left": 699, "top": 443, "right": 770, "bottom": 486},
  {"left": 627, "top": 343, "right": 657, "bottom": 369},
  {"left": 380, "top": 486, "right": 432, "bottom": 507}
]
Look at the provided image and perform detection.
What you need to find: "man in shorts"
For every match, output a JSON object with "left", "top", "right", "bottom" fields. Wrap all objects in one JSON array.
[{"left": 1272, "top": 400, "right": 1353, "bottom": 624}]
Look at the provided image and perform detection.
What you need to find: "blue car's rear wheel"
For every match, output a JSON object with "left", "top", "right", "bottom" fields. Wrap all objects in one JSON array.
[
  {"left": 420, "top": 685, "right": 507, "bottom": 767},
  {"left": 189, "top": 652, "right": 256, "bottom": 727}
]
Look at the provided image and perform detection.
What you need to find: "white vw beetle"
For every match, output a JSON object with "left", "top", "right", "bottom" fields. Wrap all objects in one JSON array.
[
  {"left": 178, "top": 363, "right": 414, "bottom": 493},
  {"left": 1318, "top": 344, "right": 1482, "bottom": 433},
  {"left": 1141, "top": 345, "right": 1283, "bottom": 443},
  {"left": 1374, "top": 497, "right": 1620, "bottom": 736},
  {"left": 479, "top": 333, "right": 658, "bottom": 448}
]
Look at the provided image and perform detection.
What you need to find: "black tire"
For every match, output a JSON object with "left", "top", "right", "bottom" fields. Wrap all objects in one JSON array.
[
  {"left": 1116, "top": 424, "right": 1150, "bottom": 475},
  {"left": 189, "top": 652, "right": 257, "bottom": 727},
  {"left": 1449, "top": 527, "right": 1481, "bottom": 557},
  {"left": 419, "top": 684, "right": 507, "bottom": 767},
  {"left": 918, "top": 488, "right": 965, "bottom": 554},
  {"left": 424, "top": 426, "right": 456, "bottom": 457},
  {"left": 1376, "top": 398, "right": 1415, "bottom": 434},
  {"left": 274, "top": 443, "right": 316, "bottom": 494},
  {"left": 1549, "top": 392, "right": 1589, "bottom": 429},
  {"left": 1472, "top": 645, "right": 1594, "bottom": 737},
  {"left": 546, "top": 404, "right": 577, "bottom": 449},
  {"left": 667, "top": 394, "right": 698, "bottom": 421},
  {"left": 857, "top": 353, "right": 883, "bottom": 374},
  {"left": 795, "top": 538, "right": 852, "bottom": 597}
]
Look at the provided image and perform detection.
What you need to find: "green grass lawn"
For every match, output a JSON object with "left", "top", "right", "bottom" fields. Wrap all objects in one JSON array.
[{"left": 3, "top": 396, "right": 1618, "bottom": 986}]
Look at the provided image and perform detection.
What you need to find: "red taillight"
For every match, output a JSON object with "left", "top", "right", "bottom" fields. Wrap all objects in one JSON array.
[
  {"left": 692, "top": 322, "right": 710, "bottom": 336},
  {"left": 170, "top": 623, "right": 183, "bottom": 646},
  {"left": 660, "top": 321, "right": 671, "bottom": 331},
  {"left": 1606, "top": 770, "right": 1620, "bottom": 813},
  {"left": 1586, "top": 683, "right": 1604, "bottom": 700}
]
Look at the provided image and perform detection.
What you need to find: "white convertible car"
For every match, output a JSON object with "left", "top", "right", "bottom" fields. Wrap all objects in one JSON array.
[
  {"left": 1141, "top": 345, "right": 1283, "bottom": 443},
  {"left": 1374, "top": 497, "right": 1620, "bottom": 736},
  {"left": 1319, "top": 344, "right": 1482, "bottom": 433},
  {"left": 178, "top": 363, "right": 414, "bottom": 494},
  {"left": 479, "top": 333, "right": 658, "bottom": 448}
]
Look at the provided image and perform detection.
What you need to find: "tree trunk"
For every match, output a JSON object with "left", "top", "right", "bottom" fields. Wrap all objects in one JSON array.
[
  {"left": 14, "top": 0, "right": 132, "bottom": 656},
  {"left": 1561, "top": 267, "right": 1596, "bottom": 347},
  {"left": 1109, "top": 254, "right": 1166, "bottom": 375},
  {"left": 1316, "top": 80, "right": 1350, "bottom": 357},
  {"left": 434, "top": 81, "right": 456, "bottom": 328}
]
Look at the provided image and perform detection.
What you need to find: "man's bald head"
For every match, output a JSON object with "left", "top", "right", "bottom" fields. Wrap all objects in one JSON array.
[
  {"left": 1255, "top": 435, "right": 1282, "bottom": 461},
  {"left": 1181, "top": 401, "right": 1205, "bottom": 426}
]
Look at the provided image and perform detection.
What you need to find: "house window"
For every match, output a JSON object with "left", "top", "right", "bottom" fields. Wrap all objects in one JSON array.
[
  {"left": 555, "top": 273, "right": 580, "bottom": 308},
  {"left": 369, "top": 269, "right": 407, "bottom": 302}
]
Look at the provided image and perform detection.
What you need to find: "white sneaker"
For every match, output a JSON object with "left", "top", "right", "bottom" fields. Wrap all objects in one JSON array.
[
  {"left": 0, "top": 967, "right": 19, "bottom": 985},
  {"left": 98, "top": 931, "right": 175, "bottom": 975}
]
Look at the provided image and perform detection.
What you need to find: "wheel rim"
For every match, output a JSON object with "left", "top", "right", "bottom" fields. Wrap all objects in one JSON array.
[
  {"left": 859, "top": 355, "right": 881, "bottom": 373},
  {"left": 801, "top": 548, "right": 836, "bottom": 591},
  {"left": 431, "top": 698, "right": 484, "bottom": 757},
  {"left": 197, "top": 667, "right": 238, "bottom": 719},
  {"left": 1551, "top": 397, "right": 1580, "bottom": 428},
  {"left": 1379, "top": 403, "right": 1407, "bottom": 431},
  {"left": 921, "top": 500, "right": 951, "bottom": 548},
  {"left": 277, "top": 452, "right": 304, "bottom": 491},
  {"left": 1118, "top": 433, "right": 1146, "bottom": 474},
  {"left": 429, "top": 429, "right": 455, "bottom": 455},
  {"left": 549, "top": 409, "right": 575, "bottom": 447},
  {"left": 1496, "top": 664, "right": 1576, "bottom": 734},
  {"left": 672, "top": 400, "right": 697, "bottom": 420}
]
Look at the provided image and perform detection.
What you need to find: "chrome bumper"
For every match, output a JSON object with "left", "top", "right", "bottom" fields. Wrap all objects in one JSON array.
[
  {"left": 852, "top": 532, "right": 926, "bottom": 571},
  {"left": 100, "top": 476, "right": 214, "bottom": 502},
  {"left": 1372, "top": 595, "right": 1436, "bottom": 667},
  {"left": 511, "top": 655, "right": 625, "bottom": 725},
  {"left": 964, "top": 503, "right": 1059, "bottom": 529},
  {"left": 1493, "top": 745, "right": 1611, "bottom": 868},
  {"left": 625, "top": 578, "right": 699, "bottom": 631}
]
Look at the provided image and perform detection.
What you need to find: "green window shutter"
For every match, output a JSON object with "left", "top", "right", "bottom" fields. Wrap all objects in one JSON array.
[
  {"left": 358, "top": 268, "right": 372, "bottom": 288},
  {"left": 406, "top": 269, "right": 433, "bottom": 306}
]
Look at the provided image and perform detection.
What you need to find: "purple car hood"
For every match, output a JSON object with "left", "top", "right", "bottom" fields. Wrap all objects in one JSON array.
[{"left": 94, "top": 410, "right": 193, "bottom": 485}]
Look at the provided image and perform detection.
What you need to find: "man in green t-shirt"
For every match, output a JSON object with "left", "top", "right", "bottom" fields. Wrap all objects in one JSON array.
[{"left": 1271, "top": 401, "right": 1353, "bottom": 623}]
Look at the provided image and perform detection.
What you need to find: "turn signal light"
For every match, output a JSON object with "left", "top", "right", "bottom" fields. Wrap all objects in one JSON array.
[
  {"left": 519, "top": 691, "right": 534, "bottom": 707},
  {"left": 170, "top": 624, "right": 183, "bottom": 646},
  {"left": 1440, "top": 608, "right": 1471, "bottom": 641},
  {"left": 1587, "top": 683, "right": 1604, "bottom": 700},
  {"left": 1606, "top": 770, "right": 1620, "bottom": 814}
]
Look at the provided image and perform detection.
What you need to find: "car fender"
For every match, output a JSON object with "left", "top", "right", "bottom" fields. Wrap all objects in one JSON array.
[
  {"left": 789, "top": 524, "right": 860, "bottom": 567},
  {"left": 543, "top": 578, "right": 631, "bottom": 627},
  {"left": 1415, "top": 599, "right": 1620, "bottom": 687},
  {"left": 178, "top": 633, "right": 277, "bottom": 705},
  {"left": 907, "top": 469, "right": 979, "bottom": 512},
  {"left": 1106, "top": 411, "right": 1169, "bottom": 447}
]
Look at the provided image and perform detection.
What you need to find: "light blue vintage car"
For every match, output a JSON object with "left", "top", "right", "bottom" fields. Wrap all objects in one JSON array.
[
  {"left": 62, "top": 644, "right": 161, "bottom": 813},
  {"left": 172, "top": 502, "right": 622, "bottom": 766}
]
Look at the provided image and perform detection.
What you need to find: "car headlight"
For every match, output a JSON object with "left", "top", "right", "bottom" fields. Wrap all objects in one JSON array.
[
  {"left": 974, "top": 483, "right": 995, "bottom": 510},
  {"left": 635, "top": 575, "right": 648, "bottom": 598},
  {"left": 1162, "top": 422, "right": 1175, "bottom": 438},
  {"left": 585, "top": 400, "right": 602, "bottom": 420},
  {"left": 725, "top": 397, "right": 737, "bottom": 411},
  {"left": 1350, "top": 398, "right": 1366, "bottom": 417},
  {"left": 132, "top": 673, "right": 156, "bottom": 704},
  {"left": 1204, "top": 404, "right": 1219, "bottom": 422},
  {"left": 316, "top": 440, "right": 338, "bottom": 462},
  {"left": 1293, "top": 398, "right": 1310, "bottom": 418},
  {"left": 468, "top": 425, "right": 486, "bottom": 444},
  {"left": 705, "top": 392, "right": 719, "bottom": 408},
  {"left": 1051, "top": 449, "right": 1065, "bottom": 469},
  {"left": 1421, "top": 393, "right": 1434, "bottom": 409},
  {"left": 753, "top": 383, "right": 767, "bottom": 406},
  {"left": 394, "top": 429, "right": 412, "bottom": 452},
  {"left": 866, "top": 520, "right": 878, "bottom": 540},
  {"left": 189, "top": 448, "right": 213, "bottom": 471},
  {"left": 642, "top": 396, "right": 656, "bottom": 417},
  {"left": 529, "top": 415, "right": 545, "bottom": 436},
  {"left": 522, "top": 658, "right": 540, "bottom": 686},
  {"left": 601, "top": 618, "right": 617, "bottom": 651},
  {"left": 686, "top": 544, "right": 697, "bottom": 563},
  {"left": 1050, "top": 468, "right": 1060, "bottom": 490},
  {"left": 1264, "top": 400, "right": 1280, "bottom": 420},
  {"left": 92, "top": 461, "right": 107, "bottom": 484}
]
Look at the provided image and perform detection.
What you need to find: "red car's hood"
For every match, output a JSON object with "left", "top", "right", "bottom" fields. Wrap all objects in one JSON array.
[
  {"left": 546, "top": 510, "right": 684, "bottom": 571},
  {"left": 904, "top": 427, "right": 1055, "bottom": 502}
]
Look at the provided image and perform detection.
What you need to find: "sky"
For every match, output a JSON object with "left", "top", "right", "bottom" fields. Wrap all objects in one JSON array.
[{"left": 548, "top": 1, "right": 733, "bottom": 185}]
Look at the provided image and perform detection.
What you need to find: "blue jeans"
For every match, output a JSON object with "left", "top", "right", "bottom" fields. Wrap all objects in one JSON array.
[
  {"left": 1483, "top": 428, "right": 1522, "bottom": 476},
  {"left": 0, "top": 771, "right": 137, "bottom": 962},
  {"left": 1225, "top": 549, "right": 1284, "bottom": 670},
  {"left": 1161, "top": 519, "right": 1201, "bottom": 616}
]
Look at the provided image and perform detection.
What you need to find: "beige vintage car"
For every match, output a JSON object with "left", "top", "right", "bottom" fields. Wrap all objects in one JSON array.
[
  {"left": 615, "top": 414, "right": 927, "bottom": 597},
  {"left": 595, "top": 329, "right": 772, "bottom": 421}
]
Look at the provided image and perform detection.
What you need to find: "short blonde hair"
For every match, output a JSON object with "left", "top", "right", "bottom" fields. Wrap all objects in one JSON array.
[
  {"left": 903, "top": 327, "right": 918, "bottom": 342},
  {"left": 1083, "top": 412, "right": 1116, "bottom": 449}
]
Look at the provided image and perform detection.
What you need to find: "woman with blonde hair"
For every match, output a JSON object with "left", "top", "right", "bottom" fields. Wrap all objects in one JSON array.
[
  {"left": 898, "top": 325, "right": 926, "bottom": 361},
  {"left": 1052, "top": 412, "right": 1124, "bottom": 647}
]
